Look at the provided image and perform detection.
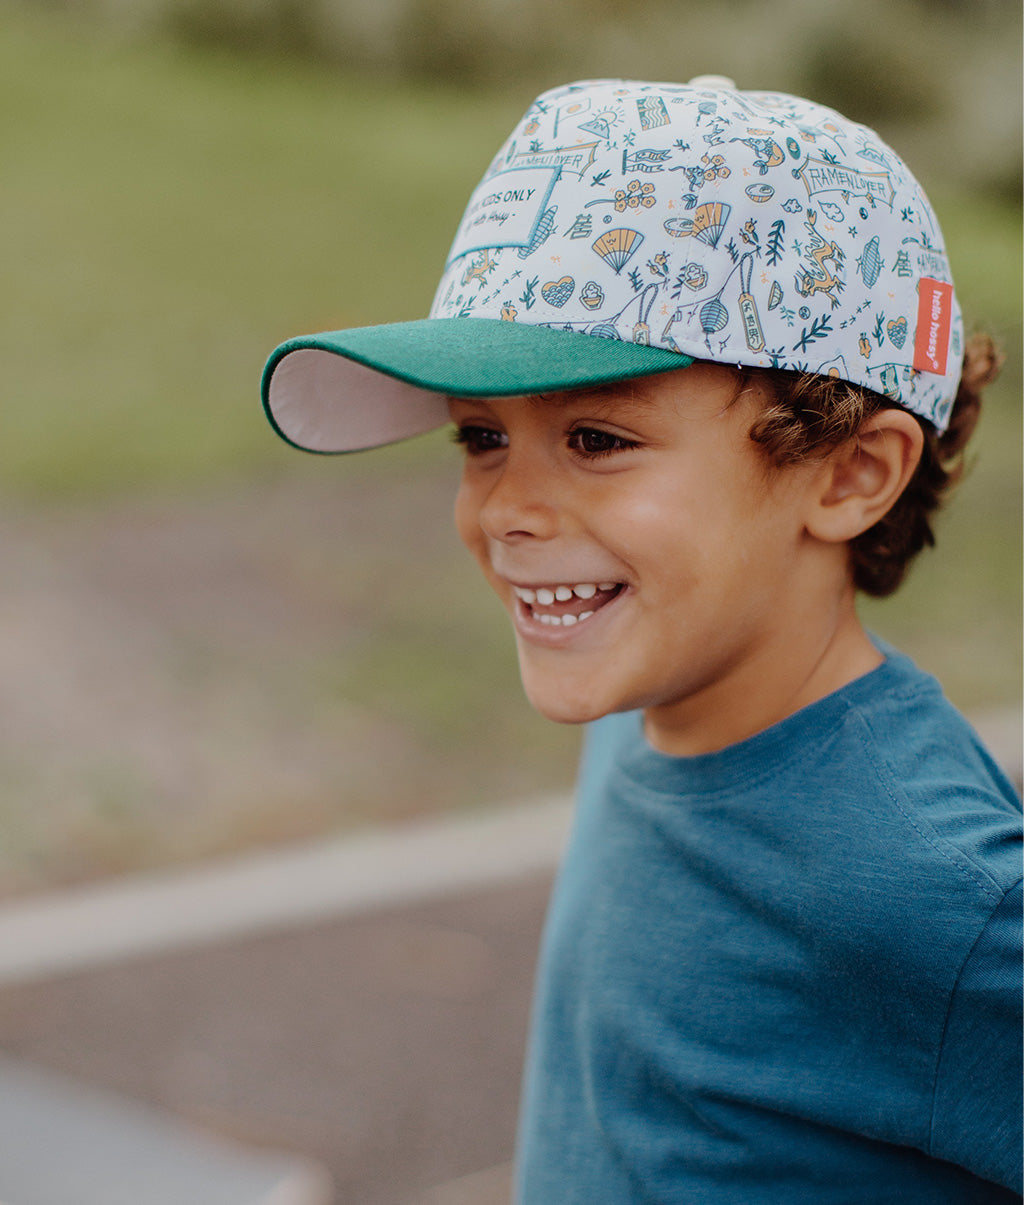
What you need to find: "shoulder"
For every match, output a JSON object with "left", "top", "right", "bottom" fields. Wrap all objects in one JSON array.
[
  {"left": 797, "top": 650, "right": 1021, "bottom": 1036},
  {"left": 835, "top": 648, "right": 1021, "bottom": 900}
]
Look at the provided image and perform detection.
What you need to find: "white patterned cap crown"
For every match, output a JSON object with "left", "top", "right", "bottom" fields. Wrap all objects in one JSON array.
[
  {"left": 262, "top": 76, "right": 964, "bottom": 453},
  {"left": 430, "top": 77, "right": 962, "bottom": 431}
]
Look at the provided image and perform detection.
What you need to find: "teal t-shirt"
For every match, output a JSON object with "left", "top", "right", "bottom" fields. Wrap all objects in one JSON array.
[{"left": 517, "top": 649, "right": 1022, "bottom": 1203}]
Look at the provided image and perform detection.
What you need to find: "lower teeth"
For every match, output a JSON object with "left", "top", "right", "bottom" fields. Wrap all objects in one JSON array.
[{"left": 535, "top": 610, "right": 595, "bottom": 627}]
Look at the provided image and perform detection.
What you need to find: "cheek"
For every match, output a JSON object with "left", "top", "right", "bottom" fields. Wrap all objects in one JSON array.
[
  {"left": 453, "top": 476, "right": 478, "bottom": 543},
  {"left": 621, "top": 479, "right": 765, "bottom": 591},
  {"left": 453, "top": 481, "right": 490, "bottom": 570},
  {"left": 608, "top": 485, "right": 708, "bottom": 569}
]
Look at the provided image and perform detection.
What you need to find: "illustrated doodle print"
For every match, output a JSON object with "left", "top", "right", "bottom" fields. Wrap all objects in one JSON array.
[
  {"left": 731, "top": 133, "right": 785, "bottom": 174},
  {"left": 429, "top": 79, "right": 961, "bottom": 430},
  {"left": 794, "top": 210, "right": 844, "bottom": 308},
  {"left": 461, "top": 249, "right": 499, "bottom": 289}
]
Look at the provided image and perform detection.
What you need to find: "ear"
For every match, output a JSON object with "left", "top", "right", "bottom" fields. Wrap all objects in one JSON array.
[{"left": 806, "top": 409, "right": 924, "bottom": 543}]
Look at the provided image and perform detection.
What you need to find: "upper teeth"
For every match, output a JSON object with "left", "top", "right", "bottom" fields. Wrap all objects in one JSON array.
[{"left": 512, "top": 582, "right": 615, "bottom": 605}]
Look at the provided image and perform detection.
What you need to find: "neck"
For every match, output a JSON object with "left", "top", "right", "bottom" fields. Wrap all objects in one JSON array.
[{"left": 643, "top": 586, "right": 881, "bottom": 758}]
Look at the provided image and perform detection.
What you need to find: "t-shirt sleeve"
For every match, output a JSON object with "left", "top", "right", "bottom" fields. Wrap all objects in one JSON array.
[{"left": 930, "top": 877, "right": 1023, "bottom": 1192}]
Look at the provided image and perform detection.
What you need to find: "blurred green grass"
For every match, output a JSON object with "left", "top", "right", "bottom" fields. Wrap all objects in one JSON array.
[
  {"left": 859, "top": 185, "right": 1022, "bottom": 709},
  {"left": 1, "top": 6, "right": 1018, "bottom": 500},
  {"left": 0, "top": 7, "right": 536, "bottom": 495},
  {"left": 0, "top": 4, "right": 1018, "bottom": 888}
]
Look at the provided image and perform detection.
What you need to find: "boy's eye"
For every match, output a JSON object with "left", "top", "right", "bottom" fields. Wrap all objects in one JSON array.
[
  {"left": 452, "top": 424, "right": 507, "bottom": 455},
  {"left": 568, "top": 427, "right": 638, "bottom": 458}
]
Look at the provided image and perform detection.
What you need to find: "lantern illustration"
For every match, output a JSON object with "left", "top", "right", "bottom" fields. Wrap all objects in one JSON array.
[
  {"left": 699, "top": 297, "right": 728, "bottom": 334},
  {"left": 858, "top": 236, "right": 883, "bottom": 288}
]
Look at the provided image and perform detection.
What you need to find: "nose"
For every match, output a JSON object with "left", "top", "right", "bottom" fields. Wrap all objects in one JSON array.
[{"left": 475, "top": 445, "right": 560, "bottom": 543}]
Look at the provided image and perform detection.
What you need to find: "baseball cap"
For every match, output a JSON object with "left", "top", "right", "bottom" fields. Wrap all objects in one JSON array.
[{"left": 262, "top": 76, "right": 963, "bottom": 452}]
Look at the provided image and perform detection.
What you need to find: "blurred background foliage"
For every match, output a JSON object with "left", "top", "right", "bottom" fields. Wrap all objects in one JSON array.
[{"left": 0, "top": 0, "right": 1019, "bottom": 891}]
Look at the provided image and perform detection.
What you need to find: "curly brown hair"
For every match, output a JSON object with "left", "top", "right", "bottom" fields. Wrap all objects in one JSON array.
[{"left": 742, "top": 334, "right": 1002, "bottom": 597}]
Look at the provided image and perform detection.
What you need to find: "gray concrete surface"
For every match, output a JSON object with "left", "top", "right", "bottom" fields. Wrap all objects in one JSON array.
[
  {"left": 0, "top": 1053, "right": 331, "bottom": 1205},
  {"left": 0, "top": 871, "right": 552, "bottom": 1205},
  {"left": 0, "top": 797, "right": 572, "bottom": 986}
]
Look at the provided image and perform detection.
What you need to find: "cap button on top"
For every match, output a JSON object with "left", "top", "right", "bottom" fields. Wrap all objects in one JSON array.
[{"left": 686, "top": 74, "right": 737, "bottom": 90}]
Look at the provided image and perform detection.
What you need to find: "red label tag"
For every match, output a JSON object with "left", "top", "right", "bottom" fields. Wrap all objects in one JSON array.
[{"left": 912, "top": 278, "right": 953, "bottom": 375}]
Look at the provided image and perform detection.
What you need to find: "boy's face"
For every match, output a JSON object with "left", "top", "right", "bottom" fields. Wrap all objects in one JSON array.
[{"left": 449, "top": 364, "right": 831, "bottom": 752}]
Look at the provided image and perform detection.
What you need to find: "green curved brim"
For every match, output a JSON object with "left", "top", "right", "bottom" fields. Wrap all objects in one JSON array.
[{"left": 261, "top": 318, "right": 695, "bottom": 453}]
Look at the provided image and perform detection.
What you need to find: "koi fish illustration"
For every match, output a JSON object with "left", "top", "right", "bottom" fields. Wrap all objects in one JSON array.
[{"left": 731, "top": 134, "right": 786, "bottom": 175}]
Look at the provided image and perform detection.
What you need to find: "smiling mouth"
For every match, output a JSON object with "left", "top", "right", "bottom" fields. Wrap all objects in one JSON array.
[{"left": 511, "top": 581, "right": 625, "bottom": 627}]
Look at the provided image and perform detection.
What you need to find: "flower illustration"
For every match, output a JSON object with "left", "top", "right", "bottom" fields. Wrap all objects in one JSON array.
[
  {"left": 614, "top": 180, "right": 657, "bottom": 211},
  {"left": 700, "top": 153, "right": 730, "bottom": 182}
]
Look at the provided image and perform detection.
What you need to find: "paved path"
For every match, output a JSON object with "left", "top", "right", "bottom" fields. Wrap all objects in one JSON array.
[
  {"left": 0, "top": 1052, "right": 333, "bottom": 1205},
  {"left": 0, "top": 796, "right": 572, "bottom": 986},
  {"left": 0, "top": 802, "right": 570, "bottom": 1204}
]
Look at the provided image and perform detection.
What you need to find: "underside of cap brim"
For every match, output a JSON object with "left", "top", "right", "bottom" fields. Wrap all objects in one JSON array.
[{"left": 262, "top": 318, "right": 694, "bottom": 453}]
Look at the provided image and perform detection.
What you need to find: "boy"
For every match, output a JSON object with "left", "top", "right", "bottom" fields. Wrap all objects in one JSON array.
[{"left": 261, "top": 79, "right": 1022, "bottom": 1202}]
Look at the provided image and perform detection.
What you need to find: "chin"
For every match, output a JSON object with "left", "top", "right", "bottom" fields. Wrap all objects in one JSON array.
[{"left": 519, "top": 679, "right": 618, "bottom": 727}]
